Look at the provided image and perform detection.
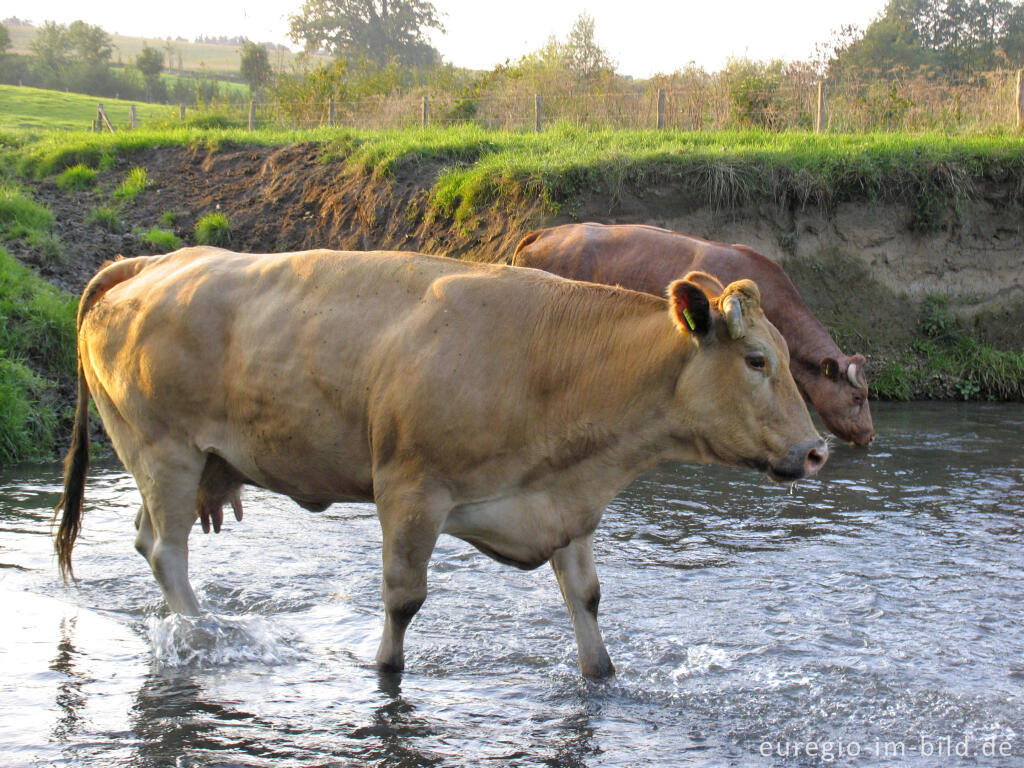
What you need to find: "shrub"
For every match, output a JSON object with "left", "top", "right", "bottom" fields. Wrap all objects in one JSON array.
[
  {"left": 193, "top": 212, "right": 231, "bottom": 246},
  {"left": 114, "top": 166, "right": 149, "bottom": 201},
  {"left": 142, "top": 226, "right": 182, "bottom": 252},
  {"left": 55, "top": 164, "right": 98, "bottom": 192},
  {"left": 86, "top": 206, "right": 124, "bottom": 233}
]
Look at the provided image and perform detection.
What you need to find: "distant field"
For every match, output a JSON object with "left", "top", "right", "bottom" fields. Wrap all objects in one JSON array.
[
  {"left": 0, "top": 84, "right": 176, "bottom": 131},
  {"left": 4, "top": 23, "right": 319, "bottom": 76}
]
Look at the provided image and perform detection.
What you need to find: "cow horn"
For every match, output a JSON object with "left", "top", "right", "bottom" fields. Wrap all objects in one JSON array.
[
  {"left": 723, "top": 296, "right": 745, "bottom": 339},
  {"left": 847, "top": 362, "right": 860, "bottom": 388}
]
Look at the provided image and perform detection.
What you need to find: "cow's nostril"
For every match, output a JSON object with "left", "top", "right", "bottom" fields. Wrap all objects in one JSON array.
[{"left": 805, "top": 442, "right": 828, "bottom": 475}]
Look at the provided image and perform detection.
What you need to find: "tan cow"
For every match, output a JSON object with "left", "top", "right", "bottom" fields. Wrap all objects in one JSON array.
[
  {"left": 55, "top": 248, "right": 827, "bottom": 678},
  {"left": 512, "top": 223, "right": 874, "bottom": 446}
]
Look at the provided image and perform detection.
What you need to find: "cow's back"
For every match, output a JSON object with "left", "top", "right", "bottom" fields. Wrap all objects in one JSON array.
[
  {"left": 80, "top": 248, "right": 501, "bottom": 502},
  {"left": 514, "top": 223, "right": 783, "bottom": 300}
]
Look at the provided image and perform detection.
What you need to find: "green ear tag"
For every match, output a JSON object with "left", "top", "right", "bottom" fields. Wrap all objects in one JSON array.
[{"left": 682, "top": 307, "right": 696, "bottom": 331}]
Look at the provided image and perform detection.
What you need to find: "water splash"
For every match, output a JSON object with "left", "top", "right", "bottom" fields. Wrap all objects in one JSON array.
[
  {"left": 145, "top": 612, "right": 301, "bottom": 668},
  {"left": 670, "top": 643, "right": 733, "bottom": 680}
]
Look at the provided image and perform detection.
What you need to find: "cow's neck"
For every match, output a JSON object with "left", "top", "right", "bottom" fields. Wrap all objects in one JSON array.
[{"left": 523, "top": 306, "right": 687, "bottom": 493}]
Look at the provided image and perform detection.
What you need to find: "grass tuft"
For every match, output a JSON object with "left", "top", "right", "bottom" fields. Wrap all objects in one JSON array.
[
  {"left": 114, "top": 166, "right": 149, "bottom": 201},
  {"left": 55, "top": 163, "right": 98, "bottom": 191},
  {"left": 193, "top": 212, "right": 231, "bottom": 246},
  {"left": 142, "top": 226, "right": 182, "bottom": 252},
  {"left": 85, "top": 206, "right": 124, "bottom": 233}
]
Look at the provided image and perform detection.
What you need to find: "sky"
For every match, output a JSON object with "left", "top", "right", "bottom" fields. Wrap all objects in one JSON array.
[{"left": 6, "top": 0, "right": 891, "bottom": 76}]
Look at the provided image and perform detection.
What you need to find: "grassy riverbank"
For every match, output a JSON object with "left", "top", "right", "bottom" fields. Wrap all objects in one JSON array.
[
  {"left": 0, "top": 244, "right": 76, "bottom": 465},
  {"left": 9, "top": 125, "right": 1024, "bottom": 225},
  {"left": 1, "top": 125, "right": 1023, "bottom": 462}
]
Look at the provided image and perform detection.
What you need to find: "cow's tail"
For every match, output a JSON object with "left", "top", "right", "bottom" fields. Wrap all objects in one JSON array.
[
  {"left": 54, "top": 256, "right": 151, "bottom": 582},
  {"left": 508, "top": 229, "right": 544, "bottom": 266}
]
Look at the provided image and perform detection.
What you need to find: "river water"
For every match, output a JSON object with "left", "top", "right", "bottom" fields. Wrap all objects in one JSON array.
[{"left": 0, "top": 402, "right": 1021, "bottom": 768}]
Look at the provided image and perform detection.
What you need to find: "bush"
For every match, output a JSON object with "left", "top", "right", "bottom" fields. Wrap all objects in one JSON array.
[
  {"left": 142, "top": 226, "right": 182, "bottom": 252},
  {"left": 85, "top": 206, "right": 124, "bottom": 233},
  {"left": 114, "top": 166, "right": 149, "bottom": 201},
  {"left": 193, "top": 212, "right": 231, "bottom": 246},
  {"left": 55, "top": 163, "right": 98, "bottom": 191}
]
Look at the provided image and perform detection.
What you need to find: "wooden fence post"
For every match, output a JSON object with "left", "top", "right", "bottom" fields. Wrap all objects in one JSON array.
[
  {"left": 535, "top": 93, "right": 542, "bottom": 132},
  {"left": 815, "top": 81, "right": 826, "bottom": 134},
  {"left": 129, "top": 104, "right": 137, "bottom": 130},
  {"left": 97, "top": 104, "right": 115, "bottom": 133},
  {"left": 658, "top": 89, "right": 666, "bottom": 129},
  {"left": 179, "top": 104, "right": 186, "bottom": 122},
  {"left": 422, "top": 95, "right": 429, "bottom": 127},
  {"left": 329, "top": 97, "right": 335, "bottom": 127},
  {"left": 248, "top": 100, "right": 256, "bottom": 131},
  {"left": 1016, "top": 70, "right": 1023, "bottom": 130}
]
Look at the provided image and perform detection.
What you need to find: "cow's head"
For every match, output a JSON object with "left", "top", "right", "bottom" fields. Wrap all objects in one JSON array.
[
  {"left": 667, "top": 272, "right": 828, "bottom": 481},
  {"left": 800, "top": 354, "right": 874, "bottom": 446}
]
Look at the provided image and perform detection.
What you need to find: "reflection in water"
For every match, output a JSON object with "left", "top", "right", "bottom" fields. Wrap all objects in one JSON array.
[
  {"left": 130, "top": 674, "right": 257, "bottom": 768},
  {"left": 348, "top": 675, "right": 442, "bottom": 768},
  {"left": 50, "top": 618, "right": 86, "bottom": 743},
  {"left": 1, "top": 403, "right": 1023, "bottom": 766}
]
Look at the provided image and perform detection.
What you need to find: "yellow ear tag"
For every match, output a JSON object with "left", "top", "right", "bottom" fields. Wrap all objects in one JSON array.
[{"left": 682, "top": 307, "right": 696, "bottom": 331}]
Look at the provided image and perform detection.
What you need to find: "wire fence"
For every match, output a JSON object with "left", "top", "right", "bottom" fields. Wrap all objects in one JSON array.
[{"left": 96, "top": 70, "right": 1024, "bottom": 134}]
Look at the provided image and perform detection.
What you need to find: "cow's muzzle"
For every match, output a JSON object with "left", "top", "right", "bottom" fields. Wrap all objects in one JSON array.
[{"left": 768, "top": 439, "right": 829, "bottom": 482}]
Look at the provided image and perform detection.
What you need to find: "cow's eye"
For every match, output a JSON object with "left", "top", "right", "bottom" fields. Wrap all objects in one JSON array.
[{"left": 746, "top": 353, "right": 767, "bottom": 372}]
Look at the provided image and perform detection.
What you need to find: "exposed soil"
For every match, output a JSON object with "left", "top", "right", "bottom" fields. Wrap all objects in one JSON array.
[{"left": 22, "top": 142, "right": 546, "bottom": 296}]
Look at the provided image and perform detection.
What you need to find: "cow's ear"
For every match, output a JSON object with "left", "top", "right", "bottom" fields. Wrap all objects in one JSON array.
[
  {"left": 820, "top": 357, "right": 840, "bottom": 380},
  {"left": 668, "top": 279, "right": 712, "bottom": 337}
]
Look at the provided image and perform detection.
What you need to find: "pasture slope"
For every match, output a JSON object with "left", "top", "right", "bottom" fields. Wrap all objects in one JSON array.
[{"left": 3, "top": 130, "right": 1024, "bottom": 459}]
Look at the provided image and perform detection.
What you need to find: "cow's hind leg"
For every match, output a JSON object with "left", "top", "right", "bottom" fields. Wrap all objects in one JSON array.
[
  {"left": 373, "top": 483, "right": 448, "bottom": 673},
  {"left": 134, "top": 503, "right": 154, "bottom": 560},
  {"left": 134, "top": 451, "right": 206, "bottom": 616},
  {"left": 550, "top": 533, "right": 614, "bottom": 679}
]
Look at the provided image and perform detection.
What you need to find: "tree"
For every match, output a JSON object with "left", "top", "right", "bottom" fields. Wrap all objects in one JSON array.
[
  {"left": 66, "top": 20, "right": 112, "bottom": 66},
  {"left": 240, "top": 39, "right": 272, "bottom": 93},
  {"left": 136, "top": 44, "right": 164, "bottom": 99},
  {"left": 289, "top": 0, "right": 445, "bottom": 68},
  {"left": 0, "top": 24, "right": 10, "bottom": 57},
  {"left": 827, "top": 8, "right": 932, "bottom": 79},
  {"left": 563, "top": 12, "right": 615, "bottom": 81},
  {"left": 29, "top": 21, "right": 71, "bottom": 80}
]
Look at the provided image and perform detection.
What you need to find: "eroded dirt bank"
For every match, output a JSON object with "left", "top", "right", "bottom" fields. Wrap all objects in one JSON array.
[{"left": 23, "top": 141, "right": 1024, "bottom": 361}]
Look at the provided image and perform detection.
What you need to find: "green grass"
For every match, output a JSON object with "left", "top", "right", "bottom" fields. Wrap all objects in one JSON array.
[
  {"left": 0, "top": 182, "right": 53, "bottom": 240},
  {"left": 0, "top": 182, "right": 63, "bottom": 263},
  {"left": 318, "top": 125, "right": 1024, "bottom": 228},
  {"left": 85, "top": 206, "right": 124, "bottom": 233},
  {"left": 159, "top": 210, "right": 182, "bottom": 227},
  {"left": 870, "top": 296, "right": 1024, "bottom": 401},
  {"left": 193, "top": 212, "right": 232, "bottom": 246},
  {"left": 55, "top": 163, "right": 98, "bottom": 191},
  {"left": 141, "top": 226, "right": 182, "bottom": 252},
  {"left": 0, "top": 245, "right": 78, "bottom": 464},
  {"left": 0, "top": 84, "right": 178, "bottom": 133},
  {"left": 114, "top": 166, "right": 149, "bottom": 201}
]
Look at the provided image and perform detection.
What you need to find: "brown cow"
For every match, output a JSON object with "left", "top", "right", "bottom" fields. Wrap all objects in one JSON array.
[
  {"left": 54, "top": 247, "right": 827, "bottom": 678},
  {"left": 512, "top": 223, "right": 874, "bottom": 446}
]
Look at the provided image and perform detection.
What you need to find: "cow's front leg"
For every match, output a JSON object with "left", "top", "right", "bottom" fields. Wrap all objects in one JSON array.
[
  {"left": 374, "top": 485, "right": 447, "bottom": 673},
  {"left": 550, "top": 533, "right": 614, "bottom": 679}
]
